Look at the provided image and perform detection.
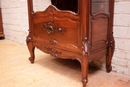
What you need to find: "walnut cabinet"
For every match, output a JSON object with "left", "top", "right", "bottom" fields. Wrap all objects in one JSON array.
[
  {"left": 0, "top": 8, "right": 4, "bottom": 39},
  {"left": 27, "top": 0, "right": 115, "bottom": 87}
]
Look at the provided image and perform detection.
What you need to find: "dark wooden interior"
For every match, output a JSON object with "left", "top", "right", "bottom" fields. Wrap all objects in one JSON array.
[{"left": 51, "top": 0, "right": 78, "bottom": 13}]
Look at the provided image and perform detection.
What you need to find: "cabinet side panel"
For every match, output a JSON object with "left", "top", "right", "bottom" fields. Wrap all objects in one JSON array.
[{"left": 90, "top": 15, "right": 109, "bottom": 51}]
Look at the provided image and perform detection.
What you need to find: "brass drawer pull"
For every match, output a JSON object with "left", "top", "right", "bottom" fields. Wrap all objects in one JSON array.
[{"left": 41, "top": 21, "right": 65, "bottom": 34}]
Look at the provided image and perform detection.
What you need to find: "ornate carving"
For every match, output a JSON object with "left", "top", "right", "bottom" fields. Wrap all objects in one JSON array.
[
  {"left": 26, "top": 29, "right": 32, "bottom": 43},
  {"left": 82, "top": 37, "right": 90, "bottom": 55},
  {"left": 110, "top": 32, "right": 115, "bottom": 57},
  {"left": 45, "top": 47, "right": 61, "bottom": 57},
  {"left": 27, "top": 36, "right": 31, "bottom": 42},
  {"left": 41, "top": 21, "right": 65, "bottom": 34},
  {"left": 49, "top": 39, "right": 57, "bottom": 45}
]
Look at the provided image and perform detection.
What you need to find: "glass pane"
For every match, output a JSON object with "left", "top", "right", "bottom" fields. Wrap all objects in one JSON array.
[
  {"left": 92, "top": 0, "right": 109, "bottom": 14},
  {"left": 33, "top": 0, "right": 51, "bottom": 12},
  {"left": 51, "top": 0, "right": 78, "bottom": 13},
  {"left": 33, "top": 0, "right": 78, "bottom": 14}
]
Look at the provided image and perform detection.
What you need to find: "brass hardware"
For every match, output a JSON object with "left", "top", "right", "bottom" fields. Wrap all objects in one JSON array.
[{"left": 41, "top": 21, "right": 65, "bottom": 34}]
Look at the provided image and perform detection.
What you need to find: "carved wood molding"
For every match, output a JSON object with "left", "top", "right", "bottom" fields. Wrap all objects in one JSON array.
[
  {"left": 110, "top": 32, "right": 115, "bottom": 57},
  {"left": 26, "top": 30, "right": 32, "bottom": 43},
  {"left": 82, "top": 37, "right": 90, "bottom": 56},
  {"left": 33, "top": 5, "right": 79, "bottom": 23}
]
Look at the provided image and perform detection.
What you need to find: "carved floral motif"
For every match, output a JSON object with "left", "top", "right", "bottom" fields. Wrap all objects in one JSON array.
[{"left": 45, "top": 47, "right": 61, "bottom": 57}]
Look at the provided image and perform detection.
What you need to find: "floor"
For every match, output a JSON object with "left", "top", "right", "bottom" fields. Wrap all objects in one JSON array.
[{"left": 0, "top": 39, "right": 130, "bottom": 87}]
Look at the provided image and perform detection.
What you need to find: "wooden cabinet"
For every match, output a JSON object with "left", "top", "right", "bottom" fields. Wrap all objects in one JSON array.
[
  {"left": 27, "top": 0, "right": 115, "bottom": 87},
  {"left": 0, "top": 8, "right": 4, "bottom": 39}
]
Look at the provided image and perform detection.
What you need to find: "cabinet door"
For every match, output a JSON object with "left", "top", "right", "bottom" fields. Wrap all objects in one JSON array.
[{"left": 90, "top": 0, "right": 110, "bottom": 51}]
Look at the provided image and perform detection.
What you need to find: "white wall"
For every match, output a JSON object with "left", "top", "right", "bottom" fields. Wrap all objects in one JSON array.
[
  {"left": 1, "top": 0, "right": 28, "bottom": 44},
  {"left": 112, "top": 0, "right": 130, "bottom": 76},
  {"left": 33, "top": 0, "right": 51, "bottom": 12},
  {"left": 1, "top": 0, "right": 130, "bottom": 77},
  {"left": 1, "top": 0, "right": 51, "bottom": 44}
]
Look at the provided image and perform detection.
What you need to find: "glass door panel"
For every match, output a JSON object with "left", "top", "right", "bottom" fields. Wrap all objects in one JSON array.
[
  {"left": 92, "top": 0, "right": 109, "bottom": 14},
  {"left": 51, "top": 0, "right": 78, "bottom": 13}
]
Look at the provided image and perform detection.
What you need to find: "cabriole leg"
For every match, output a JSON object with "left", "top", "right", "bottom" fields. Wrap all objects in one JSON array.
[
  {"left": 26, "top": 36, "right": 35, "bottom": 64},
  {"left": 106, "top": 47, "right": 112, "bottom": 73},
  {"left": 106, "top": 33, "right": 115, "bottom": 72},
  {"left": 81, "top": 56, "right": 88, "bottom": 87}
]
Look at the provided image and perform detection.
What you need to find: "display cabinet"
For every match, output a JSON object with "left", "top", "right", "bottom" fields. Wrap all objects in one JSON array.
[
  {"left": 27, "top": 0, "right": 115, "bottom": 87},
  {"left": 0, "top": 8, "right": 4, "bottom": 39}
]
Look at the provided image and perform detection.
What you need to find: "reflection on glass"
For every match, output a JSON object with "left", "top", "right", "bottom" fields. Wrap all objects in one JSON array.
[
  {"left": 33, "top": 0, "right": 78, "bottom": 13},
  {"left": 33, "top": 0, "right": 51, "bottom": 12},
  {"left": 92, "top": 0, "right": 109, "bottom": 14}
]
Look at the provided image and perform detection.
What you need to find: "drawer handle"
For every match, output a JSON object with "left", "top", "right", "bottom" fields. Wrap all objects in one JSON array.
[{"left": 41, "top": 21, "right": 65, "bottom": 34}]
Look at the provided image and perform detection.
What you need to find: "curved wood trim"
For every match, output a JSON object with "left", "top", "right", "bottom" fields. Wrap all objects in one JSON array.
[{"left": 34, "top": 5, "right": 79, "bottom": 17}]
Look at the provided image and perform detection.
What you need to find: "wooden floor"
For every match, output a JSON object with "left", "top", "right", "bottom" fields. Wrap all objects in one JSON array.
[{"left": 0, "top": 39, "right": 130, "bottom": 87}]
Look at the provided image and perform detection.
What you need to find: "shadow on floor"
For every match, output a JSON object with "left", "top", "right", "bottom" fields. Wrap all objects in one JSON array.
[{"left": 34, "top": 55, "right": 103, "bottom": 82}]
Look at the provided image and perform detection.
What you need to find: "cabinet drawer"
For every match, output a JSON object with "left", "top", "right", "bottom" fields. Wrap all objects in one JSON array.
[
  {"left": 33, "top": 19, "right": 81, "bottom": 52},
  {"left": 33, "top": 42, "right": 82, "bottom": 59}
]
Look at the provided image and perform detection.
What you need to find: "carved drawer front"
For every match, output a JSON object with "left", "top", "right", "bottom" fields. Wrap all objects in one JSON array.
[
  {"left": 33, "top": 42, "right": 81, "bottom": 59},
  {"left": 33, "top": 19, "right": 80, "bottom": 51}
]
